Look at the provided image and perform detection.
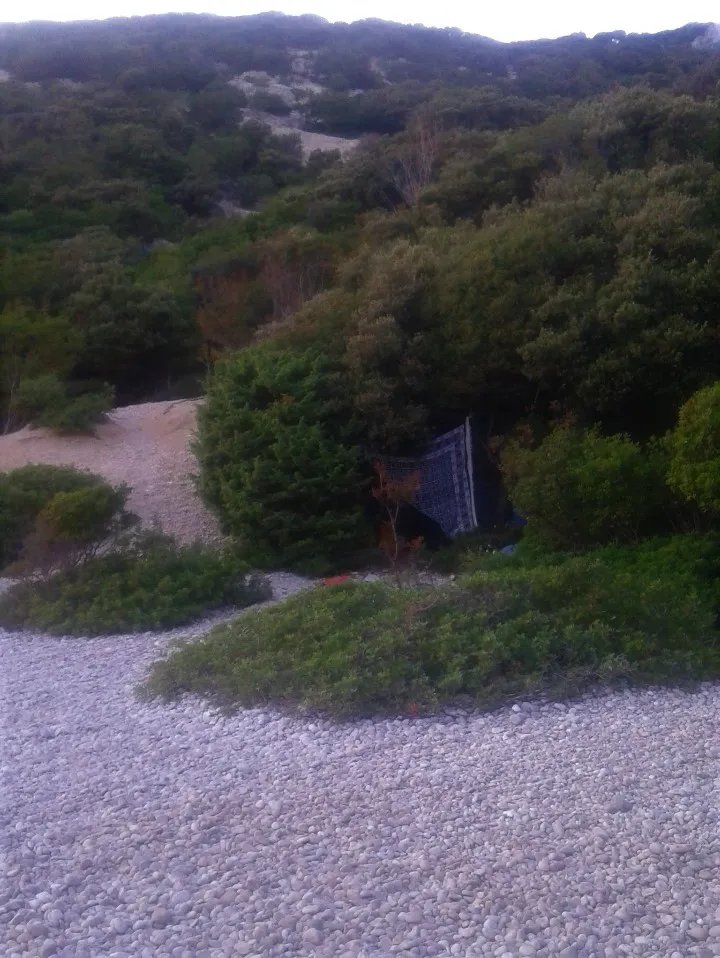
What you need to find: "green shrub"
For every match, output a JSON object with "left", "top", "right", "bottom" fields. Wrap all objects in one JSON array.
[
  {"left": 669, "top": 382, "right": 720, "bottom": 513},
  {"left": 427, "top": 525, "right": 523, "bottom": 574},
  {"left": 13, "top": 374, "right": 66, "bottom": 421},
  {"left": 502, "top": 426, "right": 673, "bottom": 550},
  {"left": 0, "top": 534, "right": 268, "bottom": 635},
  {"left": 14, "top": 484, "right": 137, "bottom": 576},
  {"left": 41, "top": 485, "right": 131, "bottom": 543},
  {"left": 13, "top": 375, "right": 114, "bottom": 434},
  {"left": 39, "top": 386, "right": 115, "bottom": 434},
  {"left": 0, "top": 465, "right": 106, "bottom": 570},
  {"left": 196, "top": 343, "right": 365, "bottom": 569},
  {"left": 141, "top": 536, "right": 720, "bottom": 717}
]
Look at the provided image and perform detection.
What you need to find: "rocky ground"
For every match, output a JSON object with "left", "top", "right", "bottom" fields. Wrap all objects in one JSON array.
[{"left": 2, "top": 571, "right": 720, "bottom": 958}]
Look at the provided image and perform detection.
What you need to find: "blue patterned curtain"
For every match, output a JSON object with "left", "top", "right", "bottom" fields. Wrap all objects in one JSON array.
[{"left": 381, "top": 418, "right": 478, "bottom": 536}]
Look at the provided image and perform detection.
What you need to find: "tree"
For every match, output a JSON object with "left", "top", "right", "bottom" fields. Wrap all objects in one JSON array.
[
  {"left": 101, "top": 124, "right": 188, "bottom": 187},
  {"left": 338, "top": 238, "right": 443, "bottom": 452},
  {"left": 248, "top": 90, "right": 292, "bottom": 116},
  {"left": 188, "top": 83, "right": 247, "bottom": 132},
  {"left": 196, "top": 344, "right": 364, "bottom": 567},
  {"left": 65, "top": 279, "right": 200, "bottom": 403},
  {"left": 257, "top": 227, "right": 339, "bottom": 326},
  {"left": 389, "top": 119, "right": 440, "bottom": 207}
]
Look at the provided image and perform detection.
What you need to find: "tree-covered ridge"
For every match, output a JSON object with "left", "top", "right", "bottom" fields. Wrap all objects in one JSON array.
[
  {"left": 1, "top": 12, "right": 720, "bottom": 446},
  {"left": 1, "top": 15, "right": 719, "bottom": 96}
]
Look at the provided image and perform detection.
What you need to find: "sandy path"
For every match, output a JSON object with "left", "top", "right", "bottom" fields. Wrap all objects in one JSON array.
[{"left": 0, "top": 400, "right": 221, "bottom": 544}]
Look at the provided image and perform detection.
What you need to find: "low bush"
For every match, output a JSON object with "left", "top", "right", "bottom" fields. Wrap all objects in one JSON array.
[
  {"left": 140, "top": 535, "right": 720, "bottom": 717},
  {"left": 14, "top": 483, "right": 137, "bottom": 576},
  {"left": 0, "top": 534, "right": 268, "bottom": 635},
  {"left": 13, "top": 375, "right": 114, "bottom": 434},
  {"left": 0, "top": 465, "right": 107, "bottom": 569},
  {"left": 501, "top": 426, "right": 674, "bottom": 550},
  {"left": 464, "top": 524, "right": 720, "bottom": 572},
  {"left": 12, "top": 374, "right": 66, "bottom": 422},
  {"left": 427, "top": 525, "right": 523, "bottom": 574},
  {"left": 39, "top": 387, "right": 115, "bottom": 434}
]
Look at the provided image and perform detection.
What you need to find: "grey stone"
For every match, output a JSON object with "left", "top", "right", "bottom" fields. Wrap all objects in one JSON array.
[
  {"left": 5, "top": 597, "right": 720, "bottom": 958},
  {"left": 151, "top": 907, "right": 171, "bottom": 928}
]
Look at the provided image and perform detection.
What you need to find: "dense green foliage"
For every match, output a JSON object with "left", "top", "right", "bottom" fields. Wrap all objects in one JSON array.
[
  {"left": 3, "top": 14, "right": 720, "bottom": 438},
  {"left": 669, "top": 383, "right": 720, "bottom": 513},
  {"left": 0, "top": 535, "right": 267, "bottom": 635},
  {"left": 0, "top": 465, "right": 108, "bottom": 569},
  {"left": 13, "top": 374, "right": 114, "bottom": 433},
  {"left": 15, "top": 482, "right": 137, "bottom": 577},
  {"left": 5, "top": 16, "right": 720, "bottom": 650},
  {"left": 39, "top": 484, "right": 131, "bottom": 545},
  {"left": 141, "top": 535, "right": 720, "bottom": 717},
  {"left": 501, "top": 426, "right": 675, "bottom": 549},
  {"left": 196, "top": 344, "right": 365, "bottom": 568},
  {"left": 2, "top": 16, "right": 718, "bottom": 101},
  {"left": 284, "top": 156, "right": 720, "bottom": 452}
]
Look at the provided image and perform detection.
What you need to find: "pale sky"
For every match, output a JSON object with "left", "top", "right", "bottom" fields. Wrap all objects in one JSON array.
[{"left": 0, "top": 1, "right": 718, "bottom": 43}]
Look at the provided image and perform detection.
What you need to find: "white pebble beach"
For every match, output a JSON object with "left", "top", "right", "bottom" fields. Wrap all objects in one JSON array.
[{"left": 2, "top": 574, "right": 720, "bottom": 958}]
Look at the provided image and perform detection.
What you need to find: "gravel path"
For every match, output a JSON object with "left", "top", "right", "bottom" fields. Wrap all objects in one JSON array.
[{"left": 2, "top": 577, "right": 720, "bottom": 958}]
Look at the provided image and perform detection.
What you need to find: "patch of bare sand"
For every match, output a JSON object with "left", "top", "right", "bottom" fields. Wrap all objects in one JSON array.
[
  {"left": 250, "top": 111, "right": 359, "bottom": 160},
  {"left": 0, "top": 400, "right": 222, "bottom": 545}
]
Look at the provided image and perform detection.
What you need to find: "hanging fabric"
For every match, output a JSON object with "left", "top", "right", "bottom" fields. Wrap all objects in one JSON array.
[{"left": 380, "top": 417, "right": 477, "bottom": 537}]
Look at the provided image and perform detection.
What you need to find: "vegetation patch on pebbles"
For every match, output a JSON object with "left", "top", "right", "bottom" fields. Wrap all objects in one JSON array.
[
  {"left": 141, "top": 535, "right": 720, "bottom": 717},
  {"left": 4, "top": 617, "right": 720, "bottom": 958},
  {"left": 0, "top": 537, "right": 267, "bottom": 636}
]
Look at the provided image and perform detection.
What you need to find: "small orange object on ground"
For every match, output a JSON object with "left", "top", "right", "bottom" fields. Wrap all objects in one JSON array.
[{"left": 322, "top": 575, "right": 351, "bottom": 586}]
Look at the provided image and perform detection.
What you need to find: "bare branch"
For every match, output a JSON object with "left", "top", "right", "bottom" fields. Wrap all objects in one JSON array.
[{"left": 390, "top": 119, "right": 440, "bottom": 208}]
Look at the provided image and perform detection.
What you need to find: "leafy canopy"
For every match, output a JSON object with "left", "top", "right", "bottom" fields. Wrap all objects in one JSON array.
[{"left": 196, "top": 343, "right": 365, "bottom": 569}]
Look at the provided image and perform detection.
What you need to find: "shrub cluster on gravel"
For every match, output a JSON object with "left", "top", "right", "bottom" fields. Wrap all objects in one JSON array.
[
  {"left": 0, "top": 534, "right": 268, "bottom": 635},
  {"left": 13, "top": 482, "right": 138, "bottom": 578},
  {"left": 13, "top": 374, "right": 114, "bottom": 435},
  {"left": 0, "top": 464, "right": 109, "bottom": 569},
  {"left": 141, "top": 534, "right": 720, "bottom": 717}
]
